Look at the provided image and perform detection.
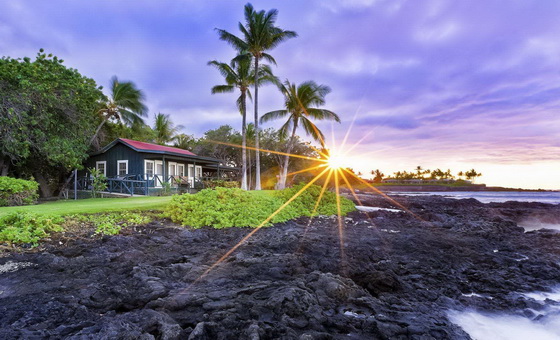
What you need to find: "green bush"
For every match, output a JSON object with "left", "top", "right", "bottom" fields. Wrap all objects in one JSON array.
[
  {"left": 202, "top": 180, "right": 240, "bottom": 189},
  {"left": 274, "top": 183, "right": 356, "bottom": 217},
  {"left": 0, "top": 177, "right": 39, "bottom": 206},
  {"left": 165, "top": 184, "right": 356, "bottom": 229},
  {"left": 165, "top": 187, "right": 298, "bottom": 228},
  {"left": 0, "top": 212, "right": 63, "bottom": 245}
]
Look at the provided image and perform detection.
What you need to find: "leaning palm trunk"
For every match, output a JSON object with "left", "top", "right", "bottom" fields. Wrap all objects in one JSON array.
[
  {"left": 89, "top": 117, "right": 108, "bottom": 147},
  {"left": 253, "top": 57, "right": 261, "bottom": 190},
  {"left": 241, "top": 92, "right": 248, "bottom": 190},
  {"left": 276, "top": 122, "right": 298, "bottom": 190}
]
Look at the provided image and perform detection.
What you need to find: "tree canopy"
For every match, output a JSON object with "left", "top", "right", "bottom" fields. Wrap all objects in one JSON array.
[{"left": 0, "top": 50, "right": 105, "bottom": 195}]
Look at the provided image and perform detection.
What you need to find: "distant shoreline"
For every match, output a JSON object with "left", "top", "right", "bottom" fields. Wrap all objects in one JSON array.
[{"left": 366, "top": 184, "right": 558, "bottom": 192}]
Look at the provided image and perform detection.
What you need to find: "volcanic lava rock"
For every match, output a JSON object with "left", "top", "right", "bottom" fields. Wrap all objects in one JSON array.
[{"left": 0, "top": 195, "right": 559, "bottom": 339}]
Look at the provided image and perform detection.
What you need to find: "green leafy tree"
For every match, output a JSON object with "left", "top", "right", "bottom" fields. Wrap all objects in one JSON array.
[
  {"left": 261, "top": 80, "right": 340, "bottom": 189},
  {"left": 90, "top": 76, "right": 148, "bottom": 147},
  {"left": 208, "top": 57, "right": 277, "bottom": 190},
  {"left": 153, "top": 113, "right": 183, "bottom": 145},
  {"left": 216, "top": 3, "right": 297, "bottom": 190},
  {"left": 0, "top": 50, "right": 104, "bottom": 196}
]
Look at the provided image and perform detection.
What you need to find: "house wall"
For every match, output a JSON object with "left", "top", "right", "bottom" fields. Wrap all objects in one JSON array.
[
  {"left": 83, "top": 143, "right": 145, "bottom": 177},
  {"left": 82, "top": 142, "right": 210, "bottom": 180}
]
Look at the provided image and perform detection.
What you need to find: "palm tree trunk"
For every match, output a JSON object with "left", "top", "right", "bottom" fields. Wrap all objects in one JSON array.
[
  {"left": 89, "top": 117, "right": 108, "bottom": 147},
  {"left": 277, "top": 122, "right": 298, "bottom": 190},
  {"left": 241, "top": 91, "right": 248, "bottom": 190},
  {"left": 253, "top": 56, "right": 261, "bottom": 190}
]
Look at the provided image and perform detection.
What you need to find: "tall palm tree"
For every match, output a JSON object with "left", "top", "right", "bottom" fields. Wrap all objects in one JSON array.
[
  {"left": 216, "top": 3, "right": 297, "bottom": 190},
  {"left": 153, "top": 113, "right": 184, "bottom": 145},
  {"left": 208, "top": 57, "right": 277, "bottom": 190},
  {"left": 261, "top": 80, "right": 341, "bottom": 189},
  {"left": 90, "top": 76, "right": 148, "bottom": 146}
]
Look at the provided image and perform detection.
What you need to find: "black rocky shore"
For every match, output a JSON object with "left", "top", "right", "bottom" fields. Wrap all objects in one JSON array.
[{"left": 1, "top": 195, "right": 559, "bottom": 339}]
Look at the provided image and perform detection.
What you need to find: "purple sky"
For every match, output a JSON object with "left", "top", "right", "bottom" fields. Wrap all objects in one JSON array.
[{"left": 1, "top": 0, "right": 559, "bottom": 189}]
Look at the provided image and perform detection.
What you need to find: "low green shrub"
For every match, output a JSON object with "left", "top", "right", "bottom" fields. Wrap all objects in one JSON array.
[
  {"left": 165, "top": 187, "right": 298, "bottom": 228},
  {"left": 165, "top": 184, "right": 356, "bottom": 229},
  {"left": 0, "top": 212, "right": 63, "bottom": 245},
  {"left": 202, "top": 180, "right": 240, "bottom": 189},
  {"left": 0, "top": 177, "right": 39, "bottom": 206},
  {"left": 274, "top": 183, "right": 356, "bottom": 217}
]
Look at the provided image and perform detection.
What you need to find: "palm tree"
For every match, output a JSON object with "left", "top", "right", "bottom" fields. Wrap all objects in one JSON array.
[
  {"left": 174, "top": 133, "right": 196, "bottom": 150},
  {"left": 208, "top": 57, "right": 277, "bottom": 190},
  {"left": 153, "top": 113, "right": 184, "bottom": 145},
  {"left": 371, "top": 169, "right": 384, "bottom": 183},
  {"left": 261, "top": 80, "right": 340, "bottom": 189},
  {"left": 216, "top": 3, "right": 297, "bottom": 190},
  {"left": 90, "top": 76, "right": 148, "bottom": 147}
]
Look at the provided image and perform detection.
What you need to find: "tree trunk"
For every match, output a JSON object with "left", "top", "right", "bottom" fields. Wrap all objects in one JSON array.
[
  {"left": 253, "top": 57, "right": 261, "bottom": 190},
  {"left": 276, "top": 121, "right": 298, "bottom": 190},
  {"left": 89, "top": 117, "right": 108, "bottom": 147},
  {"left": 241, "top": 91, "right": 248, "bottom": 190},
  {"left": 0, "top": 156, "right": 9, "bottom": 176},
  {"left": 34, "top": 172, "right": 53, "bottom": 198}
]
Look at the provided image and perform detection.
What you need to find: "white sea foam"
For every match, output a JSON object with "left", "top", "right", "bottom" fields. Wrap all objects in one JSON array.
[
  {"left": 355, "top": 206, "right": 402, "bottom": 213},
  {"left": 450, "top": 286, "right": 560, "bottom": 340},
  {"left": 518, "top": 221, "right": 560, "bottom": 233},
  {"left": 448, "top": 310, "right": 560, "bottom": 340}
]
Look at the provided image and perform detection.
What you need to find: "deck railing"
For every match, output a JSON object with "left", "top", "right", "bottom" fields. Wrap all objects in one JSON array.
[{"left": 77, "top": 174, "right": 231, "bottom": 196}]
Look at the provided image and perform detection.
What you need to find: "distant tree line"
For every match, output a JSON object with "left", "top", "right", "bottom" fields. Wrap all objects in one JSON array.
[{"left": 368, "top": 166, "right": 482, "bottom": 183}]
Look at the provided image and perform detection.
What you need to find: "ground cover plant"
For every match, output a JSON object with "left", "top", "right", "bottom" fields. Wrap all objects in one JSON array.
[
  {"left": 0, "top": 212, "right": 63, "bottom": 245},
  {"left": 165, "top": 184, "right": 356, "bottom": 228},
  {"left": 0, "top": 177, "right": 39, "bottom": 207},
  {"left": 67, "top": 212, "right": 153, "bottom": 236}
]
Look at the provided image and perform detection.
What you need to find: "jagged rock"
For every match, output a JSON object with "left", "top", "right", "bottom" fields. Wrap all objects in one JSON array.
[{"left": 0, "top": 196, "right": 558, "bottom": 338}]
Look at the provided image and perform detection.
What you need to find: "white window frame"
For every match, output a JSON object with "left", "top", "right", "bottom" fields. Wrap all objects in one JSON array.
[
  {"left": 144, "top": 160, "right": 155, "bottom": 177},
  {"left": 195, "top": 165, "right": 202, "bottom": 179},
  {"left": 117, "top": 160, "right": 128, "bottom": 177},
  {"left": 95, "top": 161, "right": 106, "bottom": 176},
  {"left": 168, "top": 162, "right": 177, "bottom": 176},
  {"left": 177, "top": 164, "right": 185, "bottom": 177}
]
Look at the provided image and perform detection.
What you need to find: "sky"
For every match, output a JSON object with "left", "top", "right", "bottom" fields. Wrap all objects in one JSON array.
[{"left": 1, "top": 0, "right": 559, "bottom": 189}]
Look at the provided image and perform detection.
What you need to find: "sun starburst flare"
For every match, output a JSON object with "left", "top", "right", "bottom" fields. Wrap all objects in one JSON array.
[{"left": 182, "top": 124, "right": 428, "bottom": 291}]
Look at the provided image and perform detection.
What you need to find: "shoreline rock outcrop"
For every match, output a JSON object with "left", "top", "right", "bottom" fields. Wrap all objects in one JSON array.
[{"left": 0, "top": 195, "right": 559, "bottom": 339}]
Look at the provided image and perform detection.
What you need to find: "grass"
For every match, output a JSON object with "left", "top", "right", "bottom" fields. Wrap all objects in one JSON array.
[{"left": 0, "top": 196, "right": 173, "bottom": 217}]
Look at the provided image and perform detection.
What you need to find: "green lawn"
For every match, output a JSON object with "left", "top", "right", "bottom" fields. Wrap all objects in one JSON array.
[{"left": 0, "top": 196, "right": 173, "bottom": 217}]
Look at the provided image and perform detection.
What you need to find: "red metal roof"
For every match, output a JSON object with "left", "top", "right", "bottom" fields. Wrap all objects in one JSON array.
[{"left": 120, "top": 138, "right": 197, "bottom": 156}]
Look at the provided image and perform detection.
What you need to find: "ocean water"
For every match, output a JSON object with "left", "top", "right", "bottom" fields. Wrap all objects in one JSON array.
[
  {"left": 390, "top": 191, "right": 560, "bottom": 204},
  {"left": 449, "top": 287, "right": 560, "bottom": 340}
]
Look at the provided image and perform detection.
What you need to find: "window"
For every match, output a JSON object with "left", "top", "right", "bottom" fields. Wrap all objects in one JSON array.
[
  {"left": 195, "top": 166, "right": 202, "bottom": 179},
  {"left": 188, "top": 164, "right": 194, "bottom": 178},
  {"left": 95, "top": 161, "right": 106, "bottom": 176},
  {"left": 145, "top": 160, "right": 154, "bottom": 177},
  {"left": 155, "top": 161, "right": 163, "bottom": 176},
  {"left": 178, "top": 164, "right": 185, "bottom": 177},
  {"left": 168, "top": 162, "right": 177, "bottom": 176},
  {"left": 117, "top": 160, "right": 128, "bottom": 176}
]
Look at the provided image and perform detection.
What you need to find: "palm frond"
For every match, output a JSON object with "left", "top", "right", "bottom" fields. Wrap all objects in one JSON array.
[
  {"left": 300, "top": 117, "right": 325, "bottom": 146},
  {"left": 211, "top": 85, "right": 235, "bottom": 94},
  {"left": 260, "top": 109, "right": 289, "bottom": 123}
]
